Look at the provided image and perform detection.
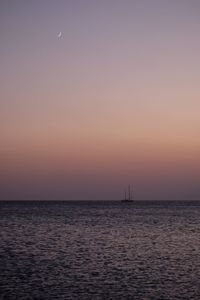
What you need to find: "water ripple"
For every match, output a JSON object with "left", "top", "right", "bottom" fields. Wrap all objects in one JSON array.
[{"left": 0, "top": 201, "right": 200, "bottom": 299}]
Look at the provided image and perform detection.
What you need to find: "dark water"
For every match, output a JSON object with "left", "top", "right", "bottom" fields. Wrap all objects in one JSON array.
[{"left": 1, "top": 201, "right": 200, "bottom": 300}]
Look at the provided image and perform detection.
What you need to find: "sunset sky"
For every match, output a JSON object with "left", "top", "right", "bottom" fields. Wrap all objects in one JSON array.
[{"left": 1, "top": 0, "right": 200, "bottom": 200}]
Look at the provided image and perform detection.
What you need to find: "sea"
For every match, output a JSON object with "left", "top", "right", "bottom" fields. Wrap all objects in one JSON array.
[{"left": 0, "top": 200, "right": 200, "bottom": 300}]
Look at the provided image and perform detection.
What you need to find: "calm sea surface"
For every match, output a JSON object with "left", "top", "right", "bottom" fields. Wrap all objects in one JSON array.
[{"left": 0, "top": 201, "right": 200, "bottom": 300}]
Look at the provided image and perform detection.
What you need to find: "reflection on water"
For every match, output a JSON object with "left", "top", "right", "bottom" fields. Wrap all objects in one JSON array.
[{"left": 0, "top": 201, "right": 200, "bottom": 299}]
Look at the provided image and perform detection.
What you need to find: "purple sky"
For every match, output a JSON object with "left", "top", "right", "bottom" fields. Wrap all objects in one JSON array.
[{"left": 1, "top": 0, "right": 200, "bottom": 200}]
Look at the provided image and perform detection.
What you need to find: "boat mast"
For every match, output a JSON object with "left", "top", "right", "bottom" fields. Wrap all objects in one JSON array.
[{"left": 128, "top": 184, "right": 131, "bottom": 201}]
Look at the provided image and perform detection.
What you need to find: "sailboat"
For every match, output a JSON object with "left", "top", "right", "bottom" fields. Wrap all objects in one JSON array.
[{"left": 121, "top": 185, "right": 134, "bottom": 202}]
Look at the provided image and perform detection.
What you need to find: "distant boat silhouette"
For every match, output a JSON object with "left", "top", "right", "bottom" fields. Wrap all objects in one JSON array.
[{"left": 121, "top": 185, "right": 134, "bottom": 202}]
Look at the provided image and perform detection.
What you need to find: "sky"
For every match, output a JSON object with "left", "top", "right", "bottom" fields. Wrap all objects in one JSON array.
[{"left": 0, "top": 0, "right": 200, "bottom": 200}]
